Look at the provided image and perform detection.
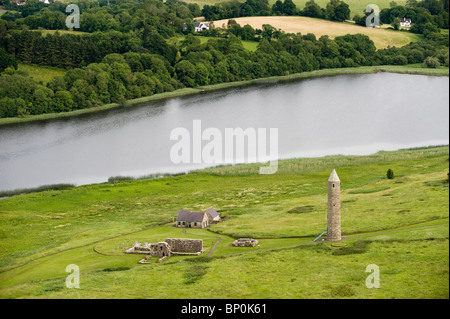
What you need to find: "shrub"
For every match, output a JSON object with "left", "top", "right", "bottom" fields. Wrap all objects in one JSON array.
[
  {"left": 424, "top": 56, "right": 441, "bottom": 68},
  {"left": 387, "top": 168, "right": 395, "bottom": 179},
  {"left": 392, "top": 55, "right": 408, "bottom": 65}
]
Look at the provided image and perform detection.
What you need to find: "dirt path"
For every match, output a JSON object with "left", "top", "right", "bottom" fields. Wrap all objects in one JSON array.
[{"left": 207, "top": 237, "right": 221, "bottom": 257}]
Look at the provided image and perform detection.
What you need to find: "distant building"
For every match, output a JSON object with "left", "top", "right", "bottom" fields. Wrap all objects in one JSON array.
[
  {"left": 205, "top": 207, "right": 221, "bottom": 224},
  {"left": 400, "top": 18, "right": 412, "bottom": 28},
  {"left": 176, "top": 207, "right": 221, "bottom": 228},
  {"left": 194, "top": 22, "right": 210, "bottom": 32}
]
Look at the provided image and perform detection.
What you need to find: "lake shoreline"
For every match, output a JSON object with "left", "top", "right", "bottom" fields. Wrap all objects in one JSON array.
[
  {"left": 0, "top": 65, "right": 448, "bottom": 126},
  {"left": 0, "top": 144, "right": 448, "bottom": 197}
]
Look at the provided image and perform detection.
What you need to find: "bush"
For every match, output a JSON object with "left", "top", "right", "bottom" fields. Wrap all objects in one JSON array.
[
  {"left": 392, "top": 55, "right": 408, "bottom": 65},
  {"left": 387, "top": 169, "right": 395, "bottom": 179},
  {"left": 424, "top": 56, "right": 441, "bottom": 68}
]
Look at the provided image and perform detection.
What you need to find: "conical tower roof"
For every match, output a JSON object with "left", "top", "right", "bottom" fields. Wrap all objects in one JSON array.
[{"left": 328, "top": 169, "right": 340, "bottom": 182}]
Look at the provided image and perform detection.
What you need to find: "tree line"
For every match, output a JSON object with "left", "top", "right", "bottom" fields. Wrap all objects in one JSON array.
[
  {"left": 353, "top": 0, "right": 448, "bottom": 34},
  {"left": 201, "top": 0, "right": 351, "bottom": 22},
  {"left": 2, "top": 27, "right": 178, "bottom": 68},
  {"left": 0, "top": 0, "right": 448, "bottom": 119}
]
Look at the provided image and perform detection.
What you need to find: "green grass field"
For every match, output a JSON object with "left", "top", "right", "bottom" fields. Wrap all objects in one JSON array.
[
  {"left": 17, "top": 63, "right": 67, "bottom": 85},
  {"left": 174, "top": 35, "right": 259, "bottom": 51},
  {"left": 0, "top": 146, "right": 448, "bottom": 298},
  {"left": 31, "top": 29, "right": 89, "bottom": 36}
]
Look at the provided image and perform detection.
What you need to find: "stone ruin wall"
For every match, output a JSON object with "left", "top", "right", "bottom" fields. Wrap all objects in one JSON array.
[
  {"left": 126, "top": 238, "right": 204, "bottom": 263},
  {"left": 165, "top": 238, "right": 203, "bottom": 252},
  {"left": 232, "top": 238, "right": 259, "bottom": 247},
  {"left": 150, "top": 242, "right": 171, "bottom": 257}
]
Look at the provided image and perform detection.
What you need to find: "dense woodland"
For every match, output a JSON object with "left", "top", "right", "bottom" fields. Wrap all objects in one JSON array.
[
  {"left": 353, "top": 0, "right": 449, "bottom": 32},
  {"left": 0, "top": 0, "right": 448, "bottom": 118}
]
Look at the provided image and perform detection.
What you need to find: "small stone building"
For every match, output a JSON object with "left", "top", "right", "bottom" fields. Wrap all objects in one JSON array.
[
  {"left": 125, "top": 238, "right": 204, "bottom": 263},
  {"left": 205, "top": 207, "right": 221, "bottom": 224},
  {"left": 176, "top": 208, "right": 221, "bottom": 228},
  {"left": 176, "top": 210, "right": 209, "bottom": 228}
]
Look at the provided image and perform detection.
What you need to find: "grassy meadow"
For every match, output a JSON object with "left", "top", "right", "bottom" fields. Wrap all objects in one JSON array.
[
  {"left": 31, "top": 29, "right": 89, "bottom": 36},
  {"left": 17, "top": 63, "right": 67, "bottom": 85},
  {"left": 0, "top": 146, "right": 448, "bottom": 298},
  {"left": 174, "top": 35, "right": 259, "bottom": 51}
]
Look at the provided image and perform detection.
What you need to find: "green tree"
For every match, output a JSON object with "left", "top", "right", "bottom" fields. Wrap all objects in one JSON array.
[
  {"left": 32, "top": 85, "right": 54, "bottom": 114},
  {"left": 0, "top": 97, "right": 17, "bottom": 118},
  {"left": 262, "top": 24, "right": 276, "bottom": 40},
  {"left": 175, "top": 60, "right": 196, "bottom": 87},
  {"left": 0, "top": 48, "right": 18, "bottom": 72},
  {"left": 52, "top": 90, "right": 73, "bottom": 112},
  {"left": 424, "top": 56, "right": 441, "bottom": 68},
  {"left": 423, "top": 22, "right": 440, "bottom": 37},
  {"left": 241, "top": 24, "right": 256, "bottom": 40},
  {"left": 212, "top": 59, "right": 230, "bottom": 83},
  {"left": 188, "top": 3, "right": 202, "bottom": 17},
  {"left": 283, "top": 0, "right": 297, "bottom": 15},
  {"left": 272, "top": 0, "right": 284, "bottom": 15},
  {"left": 303, "top": 0, "right": 323, "bottom": 17},
  {"left": 326, "top": 0, "right": 350, "bottom": 21},
  {"left": 386, "top": 169, "right": 395, "bottom": 179},
  {"left": 194, "top": 62, "right": 209, "bottom": 86},
  {"left": 392, "top": 17, "right": 401, "bottom": 30}
]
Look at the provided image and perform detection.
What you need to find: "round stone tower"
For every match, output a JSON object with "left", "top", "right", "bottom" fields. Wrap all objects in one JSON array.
[{"left": 327, "top": 169, "right": 341, "bottom": 241}]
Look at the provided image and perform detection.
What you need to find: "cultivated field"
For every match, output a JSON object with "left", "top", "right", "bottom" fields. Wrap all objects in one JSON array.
[
  {"left": 0, "top": 146, "right": 448, "bottom": 298},
  {"left": 213, "top": 16, "right": 422, "bottom": 49}
]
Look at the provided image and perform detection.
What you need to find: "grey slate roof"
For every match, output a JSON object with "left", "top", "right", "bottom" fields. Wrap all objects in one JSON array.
[
  {"left": 177, "top": 210, "right": 206, "bottom": 222},
  {"left": 205, "top": 207, "right": 220, "bottom": 219}
]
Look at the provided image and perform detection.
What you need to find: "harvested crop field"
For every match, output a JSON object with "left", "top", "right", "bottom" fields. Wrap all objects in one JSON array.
[{"left": 213, "top": 16, "right": 422, "bottom": 49}]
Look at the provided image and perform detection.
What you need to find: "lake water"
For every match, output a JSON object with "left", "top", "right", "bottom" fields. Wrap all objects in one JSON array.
[{"left": 0, "top": 72, "right": 448, "bottom": 192}]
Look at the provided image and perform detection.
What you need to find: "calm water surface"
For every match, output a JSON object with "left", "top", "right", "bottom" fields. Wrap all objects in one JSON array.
[{"left": 0, "top": 72, "right": 448, "bottom": 191}]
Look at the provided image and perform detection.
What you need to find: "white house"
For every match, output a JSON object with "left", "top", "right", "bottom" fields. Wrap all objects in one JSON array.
[
  {"left": 194, "top": 22, "right": 210, "bottom": 33},
  {"left": 400, "top": 18, "right": 412, "bottom": 28}
]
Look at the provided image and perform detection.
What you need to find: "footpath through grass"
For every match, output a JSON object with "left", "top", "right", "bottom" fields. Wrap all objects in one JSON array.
[{"left": 0, "top": 146, "right": 448, "bottom": 298}]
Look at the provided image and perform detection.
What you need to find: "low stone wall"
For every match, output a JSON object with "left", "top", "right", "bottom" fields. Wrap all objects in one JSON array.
[
  {"left": 165, "top": 238, "right": 203, "bottom": 252},
  {"left": 125, "top": 242, "right": 150, "bottom": 254},
  {"left": 232, "top": 238, "right": 259, "bottom": 247}
]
